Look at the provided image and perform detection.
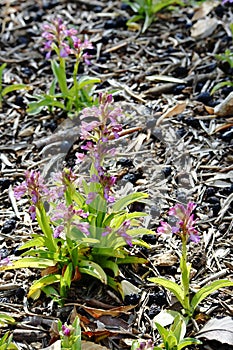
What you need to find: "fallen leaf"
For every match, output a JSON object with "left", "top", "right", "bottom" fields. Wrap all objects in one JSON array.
[
  {"left": 153, "top": 252, "right": 178, "bottom": 266},
  {"left": 121, "top": 280, "right": 141, "bottom": 297},
  {"left": 76, "top": 304, "right": 136, "bottom": 318},
  {"left": 146, "top": 75, "right": 185, "bottom": 84},
  {"left": 82, "top": 341, "right": 109, "bottom": 350},
  {"left": 196, "top": 316, "right": 233, "bottom": 345},
  {"left": 156, "top": 102, "right": 186, "bottom": 126},
  {"left": 214, "top": 91, "right": 233, "bottom": 117},
  {"left": 192, "top": 1, "right": 218, "bottom": 21},
  {"left": 191, "top": 17, "right": 219, "bottom": 39}
]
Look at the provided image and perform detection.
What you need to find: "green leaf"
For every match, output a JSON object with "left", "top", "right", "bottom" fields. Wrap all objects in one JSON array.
[
  {"left": 1, "top": 257, "right": 56, "bottom": 270},
  {"left": 191, "top": 279, "right": 233, "bottom": 313},
  {"left": 177, "top": 338, "right": 202, "bottom": 350},
  {"left": 98, "top": 259, "right": 119, "bottom": 277},
  {"left": 128, "top": 228, "right": 154, "bottom": 236},
  {"left": 28, "top": 274, "right": 61, "bottom": 299},
  {"left": 148, "top": 277, "right": 185, "bottom": 307},
  {"left": 21, "top": 249, "right": 60, "bottom": 260},
  {"left": 154, "top": 321, "right": 169, "bottom": 342},
  {"left": 78, "top": 260, "right": 107, "bottom": 284},
  {"left": 51, "top": 59, "right": 68, "bottom": 96},
  {"left": 211, "top": 81, "right": 233, "bottom": 95},
  {"left": 116, "top": 256, "right": 147, "bottom": 264},
  {"left": 18, "top": 236, "right": 45, "bottom": 250},
  {"left": 112, "top": 192, "right": 148, "bottom": 212},
  {"left": 0, "top": 314, "right": 15, "bottom": 325},
  {"left": 2, "top": 84, "right": 30, "bottom": 97},
  {"left": 27, "top": 97, "right": 65, "bottom": 115},
  {"left": 77, "top": 76, "right": 101, "bottom": 89}
]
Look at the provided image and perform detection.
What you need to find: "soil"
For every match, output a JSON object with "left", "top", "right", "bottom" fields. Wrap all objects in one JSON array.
[{"left": 0, "top": 0, "right": 232, "bottom": 349}]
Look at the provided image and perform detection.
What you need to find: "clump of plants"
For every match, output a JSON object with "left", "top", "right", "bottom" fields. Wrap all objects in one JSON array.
[
  {"left": 131, "top": 202, "right": 233, "bottom": 349},
  {"left": 27, "top": 18, "right": 100, "bottom": 117},
  {"left": 3, "top": 93, "right": 152, "bottom": 303}
]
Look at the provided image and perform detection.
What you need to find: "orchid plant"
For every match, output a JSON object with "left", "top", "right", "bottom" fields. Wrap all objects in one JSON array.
[
  {"left": 131, "top": 312, "right": 201, "bottom": 349},
  {"left": 2, "top": 94, "right": 152, "bottom": 302},
  {"left": 58, "top": 316, "right": 81, "bottom": 350},
  {"left": 27, "top": 18, "right": 100, "bottom": 117},
  {"left": 149, "top": 202, "right": 233, "bottom": 318}
]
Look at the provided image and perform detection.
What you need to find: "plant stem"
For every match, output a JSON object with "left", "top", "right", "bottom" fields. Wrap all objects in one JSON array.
[{"left": 180, "top": 236, "right": 191, "bottom": 316}]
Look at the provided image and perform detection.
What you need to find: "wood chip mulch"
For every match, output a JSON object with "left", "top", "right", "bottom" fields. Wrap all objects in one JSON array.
[{"left": 0, "top": 0, "right": 232, "bottom": 349}]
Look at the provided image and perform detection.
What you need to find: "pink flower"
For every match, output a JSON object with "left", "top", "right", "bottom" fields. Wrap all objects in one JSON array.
[
  {"left": 0, "top": 256, "right": 11, "bottom": 267},
  {"left": 158, "top": 202, "right": 200, "bottom": 243},
  {"left": 75, "top": 152, "right": 86, "bottom": 164},
  {"left": 62, "top": 324, "right": 72, "bottom": 337}
]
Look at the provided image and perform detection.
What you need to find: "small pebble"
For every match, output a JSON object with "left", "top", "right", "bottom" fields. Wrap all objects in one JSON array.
[
  {"left": 116, "top": 158, "right": 133, "bottom": 167},
  {"left": 122, "top": 173, "right": 137, "bottom": 184},
  {"left": 195, "top": 92, "right": 212, "bottom": 104},
  {"left": 207, "top": 196, "right": 220, "bottom": 205},
  {"left": 124, "top": 293, "right": 140, "bottom": 305},
  {"left": 1, "top": 219, "right": 16, "bottom": 234},
  {"left": 205, "top": 187, "right": 216, "bottom": 197},
  {"left": 0, "top": 178, "right": 11, "bottom": 190},
  {"left": 148, "top": 305, "right": 161, "bottom": 318}
]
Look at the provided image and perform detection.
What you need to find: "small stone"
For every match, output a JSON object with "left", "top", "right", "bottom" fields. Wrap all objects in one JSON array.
[
  {"left": 195, "top": 92, "right": 212, "bottom": 104},
  {"left": 214, "top": 92, "right": 233, "bottom": 117}
]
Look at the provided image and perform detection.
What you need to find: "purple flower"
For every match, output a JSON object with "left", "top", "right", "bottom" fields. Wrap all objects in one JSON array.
[
  {"left": 116, "top": 220, "right": 133, "bottom": 247},
  {"left": 86, "top": 192, "right": 98, "bottom": 204},
  {"left": 102, "top": 226, "right": 112, "bottom": 236},
  {"left": 53, "top": 225, "right": 64, "bottom": 238},
  {"left": 0, "top": 256, "right": 11, "bottom": 267},
  {"left": 62, "top": 324, "right": 72, "bottom": 337},
  {"left": 14, "top": 170, "right": 49, "bottom": 220},
  {"left": 41, "top": 18, "right": 93, "bottom": 64},
  {"left": 75, "top": 152, "right": 86, "bottom": 164},
  {"left": 74, "top": 222, "right": 90, "bottom": 236},
  {"left": 157, "top": 202, "right": 200, "bottom": 243}
]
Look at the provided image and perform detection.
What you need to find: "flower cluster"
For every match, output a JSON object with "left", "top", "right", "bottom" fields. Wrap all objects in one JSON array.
[
  {"left": 42, "top": 18, "right": 92, "bottom": 63},
  {"left": 14, "top": 170, "right": 49, "bottom": 220},
  {"left": 103, "top": 220, "right": 133, "bottom": 247},
  {"left": 136, "top": 339, "right": 154, "bottom": 350},
  {"left": 76, "top": 93, "right": 123, "bottom": 203},
  {"left": 157, "top": 202, "right": 200, "bottom": 243},
  {"left": 51, "top": 203, "right": 89, "bottom": 238},
  {"left": 61, "top": 324, "right": 73, "bottom": 337}
]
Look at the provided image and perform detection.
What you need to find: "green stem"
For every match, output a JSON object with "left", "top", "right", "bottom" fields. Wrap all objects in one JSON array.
[
  {"left": 180, "top": 236, "right": 191, "bottom": 316},
  {"left": 73, "top": 55, "right": 81, "bottom": 108},
  {"left": 36, "top": 202, "right": 56, "bottom": 252}
]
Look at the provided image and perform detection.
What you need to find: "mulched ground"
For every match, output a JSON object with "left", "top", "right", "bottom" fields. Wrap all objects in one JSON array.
[{"left": 0, "top": 0, "right": 232, "bottom": 349}]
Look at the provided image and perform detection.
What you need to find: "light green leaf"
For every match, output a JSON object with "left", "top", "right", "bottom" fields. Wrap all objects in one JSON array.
[
  {"left": 2, "top": 84, "right": 30, "bottom": 97},
  {"left": 191, "top": 279, "right": 233, "bottom": 313},
  {"left": 112, "top": 192, "right": 148, "bottom": 212},
  {"left": 18, "top": 236, "right": 45, "bottom": 250},
  {"left": 148, "top": 277, "right": 185, "bottom": 307},
  {"left": 177, "top": 338, "right": 202, "bottom": 350},
  {"left": 77, "top": 76, "right": 101, "bottom": 89},
  {"left": 51, "top": 60, "right": 68, "bottom": 96},
  {"left": 0, "top": 314, "right": 15, "bottom": 325},
  {"left": 154, "top": 321, "right": 169, "bottom": 341},
  {"left": 28, "top": 274, "right": 61, "bottom": 299},
  {"left": 79, "top": 260, "right": 107, "bottom": 284},
  {"left": 1, "top": 257, "right": 56, "bottom": 271}
]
